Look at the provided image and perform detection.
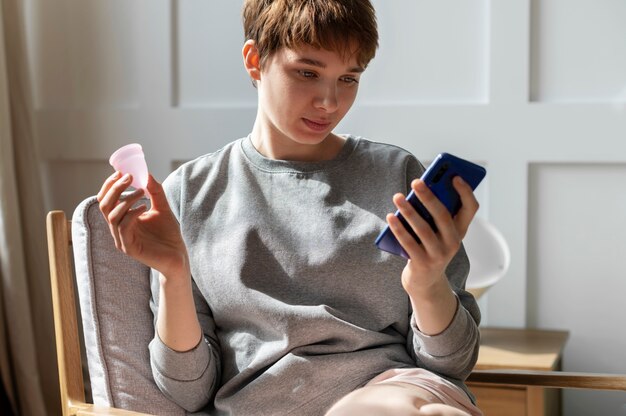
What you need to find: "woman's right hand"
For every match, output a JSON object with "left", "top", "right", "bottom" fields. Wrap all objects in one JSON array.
[{"left": 97, "top": 171, "right": 190, "bottom": 280}]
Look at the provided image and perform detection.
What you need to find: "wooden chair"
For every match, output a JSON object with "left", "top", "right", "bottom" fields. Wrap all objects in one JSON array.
[
  {"left": 47, "top": 196, "right": 183, "bottom": 416},
  {"left": 47, "top": 209, "right": 153, "bottom": 416},
  {"left": 47, "top": 203, "right": 626, "bottom": 416}
]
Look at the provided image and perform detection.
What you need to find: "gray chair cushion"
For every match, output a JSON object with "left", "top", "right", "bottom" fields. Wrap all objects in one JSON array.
[{"left": 72, "top": 196, "right": 184, "bottom": 415}]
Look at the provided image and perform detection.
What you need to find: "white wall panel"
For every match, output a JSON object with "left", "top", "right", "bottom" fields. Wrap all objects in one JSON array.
[
  {"left": 43, "top": 161, "right": 113, "bottom": 215},
  {"left": 24, "top": 0, "right": 72, "bottom": 109},
  {"left": 176, "top": 0, "right": 255, "bottom": 107},
  {"left": 527, "top": 163, "right": 626, "bottom": 415},
  {"left": 133, "top": 0, "right": 172, "bottom": 108},
  {"left": 26, "top": 0, "right": 174, "bottom": 109},
  {"left": 530, "top": 0, "right": 626, "bottom": 103},
  {"left": 361, "top": 0, "right": 489, "bottom": 104},
  {"left": 62, "top": 0, "right": 139, "bottom": 108}
]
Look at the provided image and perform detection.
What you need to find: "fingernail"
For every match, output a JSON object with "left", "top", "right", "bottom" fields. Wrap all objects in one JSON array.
[{"left": 121, "top": 173, "right": 131, "bottom": 182}]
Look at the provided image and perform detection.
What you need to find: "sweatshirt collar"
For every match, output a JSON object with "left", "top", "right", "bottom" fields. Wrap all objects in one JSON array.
[{"left": 240, "top": 134, "right": 357, "bottom": 174}]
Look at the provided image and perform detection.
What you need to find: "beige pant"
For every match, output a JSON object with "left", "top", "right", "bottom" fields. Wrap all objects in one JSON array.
[{"left": 325, "top": 369, "right": 482, "bottom": 416}]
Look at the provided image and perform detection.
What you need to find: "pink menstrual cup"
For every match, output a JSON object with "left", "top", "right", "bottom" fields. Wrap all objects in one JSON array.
[{"left": 109, "top": 143, "right": 149, "bottom": 190}]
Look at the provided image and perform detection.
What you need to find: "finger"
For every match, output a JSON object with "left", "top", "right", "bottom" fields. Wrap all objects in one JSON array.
[
  {"left": 393, "top": 190, "right": 439, "bottom": 248},
  {"left": 107, "top": 187, "right": 146, "bottom": 227},
  {"left": 386, "top": 212, "right": 424, "bottom": 261},
  {"left": 391, "top": 192, "right": 440, "bottom": 252},
  {"left": 97, "top": 172, "right": 124, "bottom": 220},
  {"left": 118, "top": 204, "right": 148, "bottom": 255},
  {"left": 98, "top": 173, "right": 130, "bottom": 243},
  {"left": 452, "top": 176, "right": 480, "bottom": 238},
  {"left": 145, "top": 174, "right": 169, "bottom": 211},
  {"left": 98, "top": 173, "right": 134, "bottom": 216},
  {"left": 106, "top": 187, "right": 145, "bottom": 250},
  {"left": 97, "top": 171, "right": 122, "bottom": 203},
  {"left": 410, "top": 180, "right": 457, "bottom": 242}
]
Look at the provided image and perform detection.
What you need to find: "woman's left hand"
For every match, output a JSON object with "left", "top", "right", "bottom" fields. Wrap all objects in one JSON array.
[{"left": 386, "top": 176, "right": 479, "bottom": 333}]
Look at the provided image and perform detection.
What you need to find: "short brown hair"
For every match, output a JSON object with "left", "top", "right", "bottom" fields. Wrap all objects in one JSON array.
[{"left": 242, "top": 0, "right": 378, "bottom": 68}]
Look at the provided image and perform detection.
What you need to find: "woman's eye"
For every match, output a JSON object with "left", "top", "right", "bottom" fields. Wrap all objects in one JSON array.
[
  {"left": 299, "top": 70, "right": 317, "bottom": 78},
  {"left": 341, "top": 76, "right": 359, "bottom": 84}
]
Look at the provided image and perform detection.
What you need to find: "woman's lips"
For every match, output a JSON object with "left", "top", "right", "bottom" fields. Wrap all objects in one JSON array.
[{"left": 303, "top": 118, "right": 331, "bottom": 132}]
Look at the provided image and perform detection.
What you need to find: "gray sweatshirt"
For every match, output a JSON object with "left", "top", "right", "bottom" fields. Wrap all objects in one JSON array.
[{"left": 149, "top": 135, "right": 480, "bottom": 415}]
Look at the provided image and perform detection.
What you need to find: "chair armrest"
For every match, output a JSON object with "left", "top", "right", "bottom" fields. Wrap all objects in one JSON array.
[
  {"left": 71, "top": 402, "right": 155, "bottom": 416},
  {"left": 468, "top": 369, "right": 626, "bottom": 391}
]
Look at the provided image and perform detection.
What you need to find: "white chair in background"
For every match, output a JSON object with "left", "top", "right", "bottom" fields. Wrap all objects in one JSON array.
[{"left": 463, "top": 216, "right": 511, "bottom": 299}]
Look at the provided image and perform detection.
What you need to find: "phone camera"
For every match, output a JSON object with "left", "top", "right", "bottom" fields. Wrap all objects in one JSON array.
[{"left": 432, "top": 163, "right": 450, "bottom": 183}]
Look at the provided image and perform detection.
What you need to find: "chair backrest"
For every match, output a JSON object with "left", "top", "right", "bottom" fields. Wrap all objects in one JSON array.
[
  {"left": 47, "top": 196, "right": 184, "bottom": 415},
  {"left": 464, "top": 216, "right": 510, "bottom": 299}
]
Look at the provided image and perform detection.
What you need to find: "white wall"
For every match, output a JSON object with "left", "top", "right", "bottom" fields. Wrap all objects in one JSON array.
[{"left": 24, "top": 0, "right": 626, "bottom": 414}]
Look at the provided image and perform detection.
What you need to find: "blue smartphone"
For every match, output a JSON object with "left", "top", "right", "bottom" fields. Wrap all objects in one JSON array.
[{"left": 375, "top": 153, "right": 486, "bottom": 259}]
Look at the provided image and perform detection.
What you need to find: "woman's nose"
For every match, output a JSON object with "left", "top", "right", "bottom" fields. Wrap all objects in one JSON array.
[{"left": 314, "top": 83, "right": 339, "bottom": 112}]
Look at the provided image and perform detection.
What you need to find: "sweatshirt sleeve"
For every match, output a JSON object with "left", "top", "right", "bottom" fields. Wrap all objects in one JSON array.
[
  {"left": 407, "top": 245, "right": 481, "bottom": 380},
  {"left": 147, "top": 167, "right": 221, "bottom": 412},
  {"left": 149, "top": 276, "right": 221, "bottom": 412},
  {"left": 403, "top": 154, "right": 481, "bottom": 381}
]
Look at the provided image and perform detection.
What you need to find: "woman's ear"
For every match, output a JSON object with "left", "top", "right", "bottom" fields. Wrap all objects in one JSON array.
[{"left": 242, "top": 40, "right": 261, "bottom": 82}]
